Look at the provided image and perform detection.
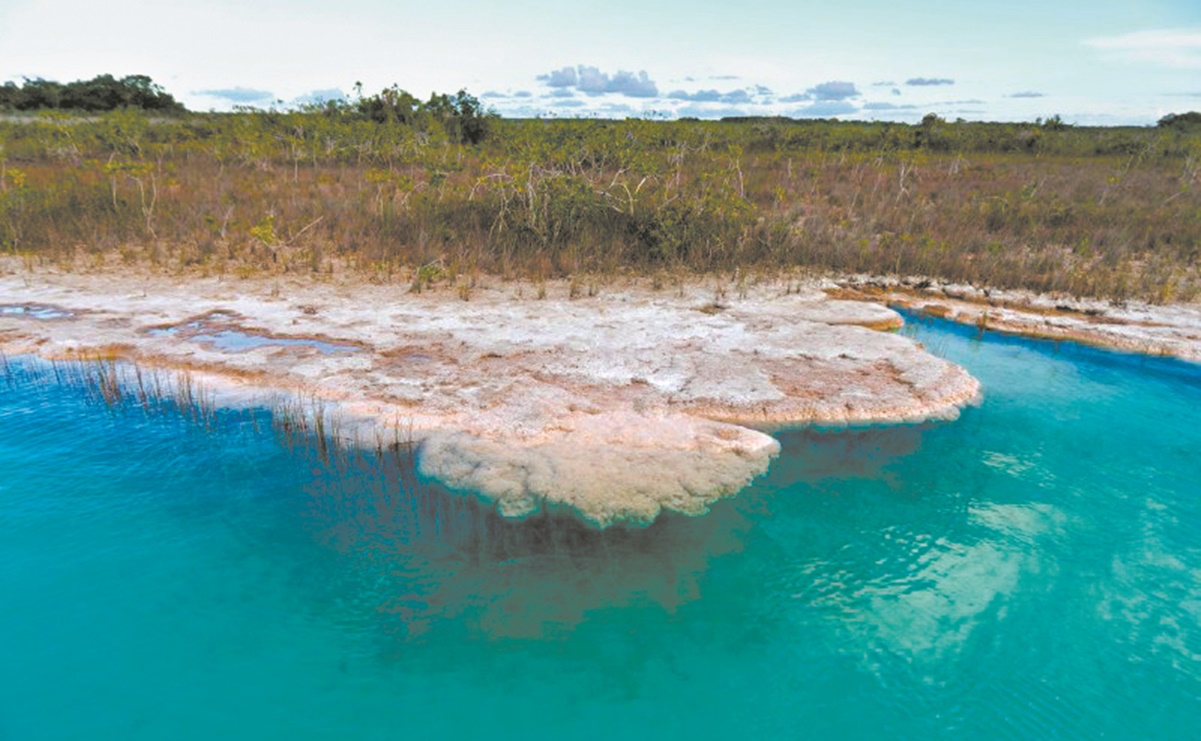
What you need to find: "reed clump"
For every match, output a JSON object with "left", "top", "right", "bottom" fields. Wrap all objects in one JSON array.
[{"left": 2, "top": 111, "right": 1199, "bottom": 302}]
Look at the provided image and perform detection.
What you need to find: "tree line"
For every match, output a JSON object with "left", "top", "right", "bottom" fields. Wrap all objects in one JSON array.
[
  {"left": 0, "top": 75, "right": 185, "bottom": 113},
  {"left": 0, "top": 74, "right": 498, "bottom": 144}
]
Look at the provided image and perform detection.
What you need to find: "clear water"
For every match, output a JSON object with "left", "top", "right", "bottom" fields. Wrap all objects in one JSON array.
[
  {"left": 0, "top": 304, "right": 74, "bottom": 320},
  {"left": 188, "top": 330, "right": 359, "bottom": 355},
  {"left": 146, "top": 316, "right": 358, "bottom": 355},
  {"left": 2, "top": 315, "right": 1200, "bottom": 740}
]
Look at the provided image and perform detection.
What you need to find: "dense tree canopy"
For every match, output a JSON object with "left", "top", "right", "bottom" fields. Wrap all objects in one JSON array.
[
  {"left": 1158, "top": 112, "right": 1201, "bottom": 130},
  {"left": 0, "top": 74, "right": 185, "bottom": 113}
]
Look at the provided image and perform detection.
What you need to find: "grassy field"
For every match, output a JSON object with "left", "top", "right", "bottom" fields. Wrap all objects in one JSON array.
[{"left": 2, "top": 110, "right": 1199, "bottom": 302}]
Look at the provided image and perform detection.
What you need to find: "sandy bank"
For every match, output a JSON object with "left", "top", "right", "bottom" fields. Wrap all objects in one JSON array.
[{"left": 0, "top": 265, "right": 979, "bottom": 526}]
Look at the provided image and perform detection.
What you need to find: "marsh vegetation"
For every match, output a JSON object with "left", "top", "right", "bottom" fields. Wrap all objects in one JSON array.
[{"left": 2, "top": 80, "right": 1200, "bottom": 302}]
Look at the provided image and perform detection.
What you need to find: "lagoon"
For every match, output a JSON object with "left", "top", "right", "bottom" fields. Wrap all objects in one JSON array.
[{"left": 2, "top": 314, "right": 1200, "bottom": 739}]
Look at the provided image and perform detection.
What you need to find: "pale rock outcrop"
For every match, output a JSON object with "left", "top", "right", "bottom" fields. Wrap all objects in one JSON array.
[{"left": 0, "top": 266, "right": 981, "bottom": 525}]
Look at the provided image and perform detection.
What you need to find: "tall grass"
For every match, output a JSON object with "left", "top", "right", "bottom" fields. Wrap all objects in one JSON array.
[{"left": 2, "top": 113, "right": 1199, "bottom": 301}]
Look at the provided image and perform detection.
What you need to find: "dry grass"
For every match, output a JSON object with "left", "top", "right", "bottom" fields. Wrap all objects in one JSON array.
[{"left": 2, "top": 115, "right": 1199, "bottom": 302}]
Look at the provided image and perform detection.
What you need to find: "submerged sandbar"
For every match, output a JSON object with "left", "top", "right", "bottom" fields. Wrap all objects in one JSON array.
[{"left": 0, "top": 266, "right": 980, "bottom": 526}]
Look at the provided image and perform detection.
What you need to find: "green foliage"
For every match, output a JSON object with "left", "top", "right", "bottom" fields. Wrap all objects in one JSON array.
[
  {"left": 305, "top": 85, "right": 497, "bottom": 145},
  {"left": 426, "top": 90, "right": 495, "bottom": 144},
  {"left": 410, "top": 259, "right": 445, "bottom": 292},
  {"left": 250, "top": 215, "right": 278, "bottom": 246},
  {"left": 0, "top": 108, "right": 1199, "bottom": 301},
  {"left": 1158, "top": 112, "right": 1201, "bottom": 131},
  {"left": 0, "top": 74, "right": 184, "bottom": 113}
]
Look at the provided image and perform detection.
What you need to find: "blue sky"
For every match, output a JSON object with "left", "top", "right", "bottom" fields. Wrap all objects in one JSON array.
[{"left": 1, "top": 0, "right": 1199, "bottom": 124}]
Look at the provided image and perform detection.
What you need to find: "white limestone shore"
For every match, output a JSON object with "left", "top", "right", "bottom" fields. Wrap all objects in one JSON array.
[
  {"left": 837, "top": 276, "right": 1201, "bottom": 362},
  {"left": 0, "top": 265, "right": 981, "bottom": 526}
]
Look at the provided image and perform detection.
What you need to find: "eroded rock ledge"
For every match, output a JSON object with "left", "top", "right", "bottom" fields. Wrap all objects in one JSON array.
[
  {"left": 835, "top": 276, "right": 1201, "bottom": 362},
  {"left": 0, "top": 268, "right": 979, "bottom": 526}
]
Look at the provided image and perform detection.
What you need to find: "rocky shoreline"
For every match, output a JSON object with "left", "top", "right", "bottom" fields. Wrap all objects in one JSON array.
[{"left": 14, "top": 265, "right": 1147, "bottom": 526}]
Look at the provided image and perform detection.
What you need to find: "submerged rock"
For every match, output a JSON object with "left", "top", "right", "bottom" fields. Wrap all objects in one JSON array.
[{"left": 418, "top": 411, "right": 781, "bottom": 527}]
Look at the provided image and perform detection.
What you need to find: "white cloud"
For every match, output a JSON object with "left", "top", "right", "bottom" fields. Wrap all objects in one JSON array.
[
  {"left": 538, "top": 65, "right": 659, "bottom": 97},
  {"left": 1084, "top": 29, "right": 1201, "bottom": 69},
  {"left": 666, "top": 88, "right": 753, "bottom": 104},
  {"left": 809, "top": 81, "right": 859, "bottom": 101},
  {"left": 906, "top": 77, "right": 955, "bottom": 86}
]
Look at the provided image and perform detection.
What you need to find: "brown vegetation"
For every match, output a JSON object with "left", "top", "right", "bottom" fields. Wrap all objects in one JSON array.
[{"left": 2, "top": 112, "right": 1199, "bottom": 302}]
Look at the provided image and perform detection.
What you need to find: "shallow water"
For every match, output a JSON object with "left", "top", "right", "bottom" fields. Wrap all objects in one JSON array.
[
  {"left": 188, "top": 330, "right": 359, "bottom": 355},
  {"left": 2, "top": 316, "right": 1200, "bottom": 740},
  {"left": 0, "top": 304, "right": 74, "bottom": 320},
  {"left": 146, "top": 317, "right": 358, "bottom": 355}
]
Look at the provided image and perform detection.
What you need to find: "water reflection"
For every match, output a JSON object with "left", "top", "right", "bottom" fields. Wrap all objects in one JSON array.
[
  {"left": 268, "top": 433, "right": 757, "bottom": 641},
  {"left": 759, "top": 423, "right": 930, "bottom": 490},
  {"left": 3, "top": 354, "right": 754, "bottom": 641}
]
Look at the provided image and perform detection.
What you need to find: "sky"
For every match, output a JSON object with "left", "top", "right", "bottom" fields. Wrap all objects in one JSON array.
[{"left": 1, "top": 0, "right": 1199, "bottom": 125}]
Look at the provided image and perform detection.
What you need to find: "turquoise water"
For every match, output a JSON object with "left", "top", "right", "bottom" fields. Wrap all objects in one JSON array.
[{"left": 2, "top": 316, "right": 1200, "bottom": 740}]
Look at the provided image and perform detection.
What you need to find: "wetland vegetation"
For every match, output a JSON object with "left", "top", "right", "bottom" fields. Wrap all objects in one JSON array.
[{"left": 2, "top": 75, "right": 1200, "bottom": 302}]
